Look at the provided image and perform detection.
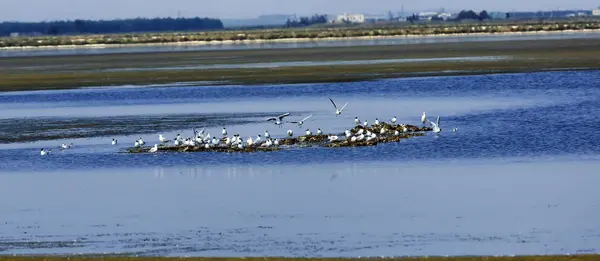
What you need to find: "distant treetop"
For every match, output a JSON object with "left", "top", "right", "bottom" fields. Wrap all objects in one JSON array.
[{"left": 0, "top": 17, "right": 224, "bottom": 37}]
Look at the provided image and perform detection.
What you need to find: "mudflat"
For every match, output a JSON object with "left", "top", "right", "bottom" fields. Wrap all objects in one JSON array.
[{"left": 2, "top": 38, "right": 600, "bottom": 92}]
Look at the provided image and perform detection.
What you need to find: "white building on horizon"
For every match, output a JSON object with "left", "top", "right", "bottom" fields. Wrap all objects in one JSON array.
[{"left": 336, "top": 13, "right": 365, "bottom": 23}]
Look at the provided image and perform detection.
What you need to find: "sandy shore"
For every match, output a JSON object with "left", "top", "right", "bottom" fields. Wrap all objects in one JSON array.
[{"left": 2, "top": 29, "right": 600, "bottom": 52}]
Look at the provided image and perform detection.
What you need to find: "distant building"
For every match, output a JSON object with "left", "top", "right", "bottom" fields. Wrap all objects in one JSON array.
[
  {"left": 336, "top": 13, "right": 365, "bottom": 23},
  {"left": 593, "top": 9, "right": 600, "bottom": 16}
]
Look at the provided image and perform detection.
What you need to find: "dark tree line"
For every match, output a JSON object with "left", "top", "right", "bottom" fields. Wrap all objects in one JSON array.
[
  {"left": 285, "top": 14, "right": 328, "bottom": 27},
  {"left": 0, "top": 17, "right": 224, "bottom": 36},
  {"left": 456, "top": 10, "right": 489, "bottom": 21}
]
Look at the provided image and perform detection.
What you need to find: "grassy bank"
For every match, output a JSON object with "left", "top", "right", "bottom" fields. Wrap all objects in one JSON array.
[
  {"left": 1, "top": 255, "right": 599, "bottom": 261},
  {"left": 1, "top": 19, "right": 600, "bottom": 48},
  {"left": 2, "top": 38, "right": 600, "bottom": 92}
]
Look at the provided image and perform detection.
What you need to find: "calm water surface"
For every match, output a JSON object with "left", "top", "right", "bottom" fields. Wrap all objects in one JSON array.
[{"left": 1, "top": 70, "right": 599, "bottom": 256}]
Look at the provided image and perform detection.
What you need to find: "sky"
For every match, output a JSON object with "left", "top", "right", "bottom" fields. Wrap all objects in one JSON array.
[{"left": 0, "top": 0, "right": 598, "bottom": 21}]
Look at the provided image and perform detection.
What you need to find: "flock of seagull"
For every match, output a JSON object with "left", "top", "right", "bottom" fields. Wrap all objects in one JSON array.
[{"left": 39, "top": 97, "right": 452, "bottom": 155}]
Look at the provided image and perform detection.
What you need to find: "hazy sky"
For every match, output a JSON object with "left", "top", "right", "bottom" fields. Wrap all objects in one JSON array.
[{"left": 1, "top": 0, "right": 598, "bottom": 21}]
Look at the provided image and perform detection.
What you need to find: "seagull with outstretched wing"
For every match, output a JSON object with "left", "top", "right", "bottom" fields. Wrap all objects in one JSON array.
[
  {"left": 266, "top": 112, "right": 290, "bottom": 127},
  {"left": 329, "top": 97, "right": 348, "bottom": 116}
]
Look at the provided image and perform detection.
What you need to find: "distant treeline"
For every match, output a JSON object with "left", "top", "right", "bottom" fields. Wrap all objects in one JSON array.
[
  {"left": 0, "top": 17, "right": 224, "bottom": 36},
  {"left": 285, "top": 14, "right": 328, "bottom": 27}
]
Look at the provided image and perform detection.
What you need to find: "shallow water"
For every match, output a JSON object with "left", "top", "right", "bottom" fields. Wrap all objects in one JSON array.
[
  {"left": 1, "top": 70, "right": 600, "bottom": 256},
  {"left": 2, "top": 31, "right": 600, "bottom": 57}
]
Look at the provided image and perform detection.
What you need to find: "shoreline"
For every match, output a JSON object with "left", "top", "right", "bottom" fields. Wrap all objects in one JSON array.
[{"left": 2, "top": 29, "right": 600, "bottom": 52}]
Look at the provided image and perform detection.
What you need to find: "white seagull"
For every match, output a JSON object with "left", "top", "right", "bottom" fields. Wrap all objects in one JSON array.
[
  {"left": 264, "top": 130, "right": 270, "bottom": 139},
  {"left": 112, "top": 138, "right": 118, "bottom": 145},
  {"left": 374, "top": 118, "right": 380, "bottom": 125},
  {"left": 428, "top": 116, "right": 442, "bottom": 133},
  {"left": 40, "top": 149, "right": 50, "bottom": 156},
  {"left": 354, "top": 117, "right": 360, "bottom": 125},
  {"left": 159, "top": 134, "right": 170, "bottom": 143},
  {"left": 135, "top": 140, "right": 140, "bottom": 147},
  {"left": 421, "top": 112, "right": 427, "bottom": 125},
  {"left": 316, "top": 128, "right": 323, "bottom": 135},
  {"left": 329, "top": 97, "right": 348, "bottom": 116},
  {"left": 266, "top": 112, "right": 291, "bottom": 127},
  {"left": 287, "top": 129, "right": 293, "bottom": 137},
  {"left": 222, "top": 127, "right": 227, "bottom": 136},
  {"left": 305, "top": 129, "right": 312, "bottom": 136},
  {"left": 391, "top": 116, "right": 397, "bottom": 124},
  {"left": 138, "top": 137, "right": 145, "bottom": 146},
  {"left": 328, "top": 135, "right": 339, "bottom": 142},
  {"left": 149, "top": 144, "right": 158, "bottom": 153},
  {"left": 290, "top": 114, "right": 313, "bottom": 127}
]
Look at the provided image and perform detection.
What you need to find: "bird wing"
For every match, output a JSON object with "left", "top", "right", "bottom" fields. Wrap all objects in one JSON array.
[
  {"left": 339, "top": 102, "right": 348, "bottom": 112},
  {"left": 436, "top": 116, "right": 440, "bottom": 126},
  {"left": 302, "top": 114, "right": 313, "bottom": 121},
  {"left": 428, "top": 120, "right": 437, "bottom": 128},
  {"left": 277, "top": 112, "right": 290, "bottom": 120},
  {"left": 289, "top": 121, "right": 300, "bottom": 124},
  {"left": 266, "top": 117, "right": 277, "bottom": 121},
  {"left": 328, "top": 97, "right": 338, "bottom": 110}
]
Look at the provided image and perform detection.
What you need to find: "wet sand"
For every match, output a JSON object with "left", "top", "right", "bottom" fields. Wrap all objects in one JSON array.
[{"left": 2, "top": 38, "right": 600, "bottom": 92}]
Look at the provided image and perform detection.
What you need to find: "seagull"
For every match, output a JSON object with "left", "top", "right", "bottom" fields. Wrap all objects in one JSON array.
[
  {"left": 421, "top": 112, "right": 427, "bottom": 125},
  {"left": 356, "top": 133, "right": 365, "bottom": 141},
  {"left": 428, "top": 116, "right": 442, "bottom": 133},
  {"left": 363, "top": 120, "right": 368, "bottom": 126},
  {"left": 391, "top": 116, "right": 397, "bottom": 124},
  {"left": 273, "top": 139, "right": 280, "bottom": 146},
  {"left": 134, "top": 140, "right": 140, "bottom": 147},
  {"left": 305, "top": 129, "right": 312, "bottom": 136},
  {"left": 175, "top": 134, "right": 182, "bottom": 142},
  {"left": 354, "top": 117, "right": 360, "bottom": 125},
  {"left": 380, "top": 127, "right": 386, "bottom": 135},
  {"left": 60, "top": 143, "right": 73, "bottom": 150},
  {"left": 40, "top": 149, "right": 49, "bottom": 156},
  {"left": 255, "top": 134, "right": 262, "bottom": 144},
  {"left": 356, "top": 128, "right": 364, "bottom": 135},
  {"left": 174, "top": 139, "right": 181, "bottom": 146},
  {"left": 345, "top": 130, "right": 352, "bottom": 138},
  {"left": 149, "top": 144, "right": 158, "bottom": 153},
  {"left": 138, "top": 137, "right": 145, "bottom": 146},
  {"left": 290, "top": 114, "right": 313, "bottom": 127},
  {"left": 212, "top": 137, "right": 219, "bottom": 146},
  {"left": 247, "top": 137, "right": 254, "bottom": 147},
  {"left": 287, "top": 129, "right": 293, "bottom": 137},
  {"left": 222, "top": 127, "right": 227, "bottom": 136},
  {"left": 351, "top": 136, "right": 357, "bottom": 142},
  {"left": 329, "top": 97, "right": 348, "bottom": 116},
  {"left": 264, "top": 130, "right": 270, "bottom": 139},
  {"left": 401, "top": 124, "right": 408, "bottom": 133},
  {"left": 159, "top": 134, "right": 170, "bottom": 143},
  {"left": 394, "top": 130, "right": 400, "bottom": 136},
  {"left": 266, "top": 112, "right": 291, "bottom": 127},
  {"left": 453, "top": 127, "right": 458, "bottom": 132},
  {"left": 316, "top": 128, "right": 323, "bottom": 135},
  {"left": 328, "top": 135, "right": 339, "bottom": 142},
  {"left": 112, "top": 139, "right": 118, "bottom": 145},
  {"left": 374, "top": 118, "right": 380, "bottom": 125}
]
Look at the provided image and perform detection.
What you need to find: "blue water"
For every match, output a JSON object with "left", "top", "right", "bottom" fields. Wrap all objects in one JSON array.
[{"left": 1, "top": 70, "right": 600, "bottom": 256}]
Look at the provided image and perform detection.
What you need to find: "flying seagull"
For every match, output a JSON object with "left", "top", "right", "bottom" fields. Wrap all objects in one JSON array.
[
  {"left": 290, "top": 114, "right": 313, "bottom": 127},
  {"left": 329, "top": 97, "right": 348, "bottom": 116},
  {"left": 266, "top": 112, "right": 290, "bottom": 127}
]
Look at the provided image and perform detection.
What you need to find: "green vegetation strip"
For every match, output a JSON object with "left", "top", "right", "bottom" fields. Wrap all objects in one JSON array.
[
  {"left": 1, "top": 255, "right": 599, "bottom": 261},
  {"left": 2, "top": 38, "right": 600, "bottom": 92}
]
